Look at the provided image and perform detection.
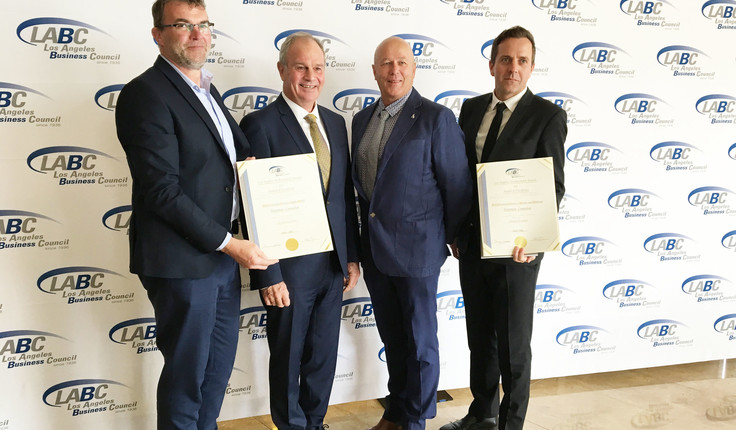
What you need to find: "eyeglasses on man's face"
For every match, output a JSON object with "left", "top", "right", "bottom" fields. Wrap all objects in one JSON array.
[{"left": 159, "top": 22, "right": 214, "bottom": 33}]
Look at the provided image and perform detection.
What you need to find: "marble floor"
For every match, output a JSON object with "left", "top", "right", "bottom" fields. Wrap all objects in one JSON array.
[{"left": 220, "top": 359, "right": 736, "bottom": 430}]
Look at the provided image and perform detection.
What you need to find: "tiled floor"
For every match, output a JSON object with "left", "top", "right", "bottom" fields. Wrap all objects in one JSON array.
[{"left": 220, "top": 359, "right": 736, "bottom": 429}]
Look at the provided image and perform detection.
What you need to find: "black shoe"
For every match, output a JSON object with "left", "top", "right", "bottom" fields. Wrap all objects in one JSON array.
[{"left": 439, "top": 415, "right": 498, "bottom": 430}]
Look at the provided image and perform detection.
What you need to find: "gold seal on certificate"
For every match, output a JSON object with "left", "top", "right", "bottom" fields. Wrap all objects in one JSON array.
[
  {"left": 476, "top": 157, "right": 561, "bottom": 258},
  {"left": 237, "top": 154, "right": 334, "bottom": 260}
]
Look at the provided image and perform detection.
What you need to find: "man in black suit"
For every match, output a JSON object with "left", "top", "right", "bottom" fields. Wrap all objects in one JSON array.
[
  {"left": 239, "top": 32, "right": 361, "bottom": 430},
  {"left": 115, "top": 1, "right": 275, "bottom": 428},
  {"left": 443, "top": 26, "right": 567, "bottom": 430}
]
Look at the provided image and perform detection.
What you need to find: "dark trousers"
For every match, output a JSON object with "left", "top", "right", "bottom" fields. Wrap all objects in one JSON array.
[
  {"left": 362, "top": 255, "right": 440, "bottom": 430},
  {"left": 458, "top": 257, "right": 540, "bottom": 430},
  {"left": 139, "top": 252, "right": 241, "bottom": 430},
  {"left": 262, "top": 251, "right": 344, "bottom": 430}
]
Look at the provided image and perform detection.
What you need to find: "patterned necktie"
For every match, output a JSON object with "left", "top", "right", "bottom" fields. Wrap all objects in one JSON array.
[
  {"left": 305, "top": 114, "right": 331, "bottom": 190},
  {"left": 362, "top": 109, "right": 389, "bottom": 200},
  {"left": 480, "top": 102, "right": 506, "bottom": 162}
]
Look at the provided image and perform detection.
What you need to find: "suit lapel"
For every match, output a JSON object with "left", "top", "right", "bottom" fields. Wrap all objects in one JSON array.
[
  {"left": 154, "top": 56, "right": 227, "bottom": 155},
  {"left": 466, "top": 93, "right": 493, "bottom": 165},
  {"left": 275, "top": 95, "right": 313, "bottom": 155},
  {"left": 377, "top": 90, "right": 420, "bottom": 178}
]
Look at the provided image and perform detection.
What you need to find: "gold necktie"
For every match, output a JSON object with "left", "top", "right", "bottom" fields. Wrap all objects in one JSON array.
[{"left": 305, "top": 114, "right": 331, "bottom": 190}]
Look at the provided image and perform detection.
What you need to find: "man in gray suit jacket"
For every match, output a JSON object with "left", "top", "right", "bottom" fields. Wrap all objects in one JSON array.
[{"left": 443, "top": 26, "right": 567, "bottom": 430}]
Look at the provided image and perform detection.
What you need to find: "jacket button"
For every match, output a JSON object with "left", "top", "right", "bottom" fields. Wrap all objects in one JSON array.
[
  {"left": 326, "top": 200, "right": 331, "bottom": 205},
  {"left": 370, "top": 212, "right": 376, "bottom": 218},
  {"left": 225, "top": 186, "right": 232, "bottom": 192}
]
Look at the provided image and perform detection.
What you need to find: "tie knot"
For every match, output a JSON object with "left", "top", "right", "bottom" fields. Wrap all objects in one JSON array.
[
  {"left": 496, "top": 102, "right": 506, "bottom": 113},
  {"left": 305, "top": 113, "right": 317, "bottom": 125},
  {"left": 378, "top": 109, "right": 389, "bottom": 121}
]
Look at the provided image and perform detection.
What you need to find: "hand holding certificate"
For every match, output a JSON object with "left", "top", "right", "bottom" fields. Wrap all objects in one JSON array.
[
  {"left": 237, "top": 154, "right": 333, "bottom": 260},
  {"left": 476, "top": 157, "right": 560, "bottom": 258}
]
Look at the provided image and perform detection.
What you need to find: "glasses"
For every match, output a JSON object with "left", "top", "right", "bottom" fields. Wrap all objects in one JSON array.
[{"left": 159, "top": 22, "right": 214, "bottom": 33}]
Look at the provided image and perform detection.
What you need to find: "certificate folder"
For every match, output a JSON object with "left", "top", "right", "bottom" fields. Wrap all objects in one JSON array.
[
  {"left": 237, "top": 153, "right": 333, "bottom": 260},
  {"left": 477, "top": 157, "right": 561, "bottom": 258}
]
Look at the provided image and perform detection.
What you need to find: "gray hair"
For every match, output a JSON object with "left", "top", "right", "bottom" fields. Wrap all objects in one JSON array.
[
  {"left": 152, "top": 0, "right": 206, "bottom": 28},
  {"left": 279, "top": 32, "right": 325, "bottom": 66}
]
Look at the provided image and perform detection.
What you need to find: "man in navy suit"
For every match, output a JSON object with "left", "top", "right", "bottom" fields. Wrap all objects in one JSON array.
[
  {"left": 239, "top": 33, "right": 361, "bottom": 430},
  {"left": 352, "top": 36, "right": 472, "bottom": 430},
  {"left": 442, "top": 26, "right": 567, "bottom": 430},
  {"left": 115, "top": 1, "right": 276, "bottom": 428}
]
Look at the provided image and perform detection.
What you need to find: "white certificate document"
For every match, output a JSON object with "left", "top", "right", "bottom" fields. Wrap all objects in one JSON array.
[
  {"left": 237, "top": 153, "right": 333, "bottom": 260},
  {"left": 477, "top": 157, "right": 560, "bottom": 258}
]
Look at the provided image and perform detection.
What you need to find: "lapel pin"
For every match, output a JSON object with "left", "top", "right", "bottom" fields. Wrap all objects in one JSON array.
[{"left": 411, "top": 114, "right": 415, "bottom": 119}]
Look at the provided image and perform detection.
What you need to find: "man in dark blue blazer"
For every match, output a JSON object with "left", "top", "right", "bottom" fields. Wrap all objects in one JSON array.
[
  {"left": 443, "top": 26, "right": 567, "bottom": 430},
  {"left": 115, "top": 1, "right": 275, "bottom": 428},
  {"left": 352, "top": 36, "right": 472, "bottom": 430},
  {"left": 239, "top": 33, "right": 361, "bottom": 430}
]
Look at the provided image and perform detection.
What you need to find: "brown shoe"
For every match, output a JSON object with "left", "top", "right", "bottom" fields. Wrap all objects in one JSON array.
[{"left": 367, "top": 417, "right": 402, "bottom": 430}]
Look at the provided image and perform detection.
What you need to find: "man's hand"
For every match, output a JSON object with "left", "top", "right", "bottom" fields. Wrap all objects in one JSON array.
[
  {"left": 344, "top": 262, "right": 361, "bottom": 293},
  {"left": 222, "top": 238, "right": 278, "bottom": 270},
  {"left": 260, "top": 282, "right": 290, "bottom": 307},
  {"left": 450, "top": 240, "right": 460, "bottom": 259},
  {"left": 512, "top": 246, "right": 536, "bottom": 264}
]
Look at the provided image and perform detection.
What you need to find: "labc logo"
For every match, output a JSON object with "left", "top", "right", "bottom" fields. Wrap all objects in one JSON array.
[
  {"left": 687, "top": 186, "right": 732, "bottom": 215},
  {"left": 714, "top": 314, "right": 736, "bottom": 337},
  {"left": 572, "top": 42, "right": 625, "bottom": 63},
  {"left": 562, "top": 237, "right": 611, "bottom": 256},
  {"left": 342, "top": 297, "right": 376, "bottom": 329},
  {"left": 614, "top": 93, "right": 665, "bottom": 114},
  {"left": 620, "top": 0, "right": 668, "bottom": 15},
  {"left": 657, "top": 45, "right": 706, "bottom": 66},
  {"left": 533, "top": 0, "right": 578, "bottom": 9},
  {"left": 395, "top": 33, "right": 447, "bottom": 57},
  {"left": 434, "top": 90, "right": 481, "bottom": 119},
  {"left": 701, "top": 1, "right": 736, "bottom": 19},
  {"left": 682, "top": 274, "right": 728, "bottom": 296},
  {"left": 608, "top": 189, "right": 659, "bottom": 210},
  {"left": 108, "top": 319, "right": 156, "bottom": 344},
  {"left": 556, "top": 325, "right": 604, "bottom": 345},
  {"left": 332, "top": 89, "right": 380, "bottom": 116},
  {"left": 637, "top": 319, "right": 688, "bottom": 346},
  {"left": 603, "top": 279, "right": 653, "bottom": 299},
  {"left": 538, "top": 92, "right": 585, "bottom": 114},
  {"left": 696, "top": 95, "right": 736, "bottom": 124},
  {"left": 0, "top": 330, "right": 66, "bottom": 356},
  {"left": 27, "top": 146, "right": 115, "bottom": 174},
  {"left": 566, "top": 142, "right": 621, "bottom": 163},
  {"left": 16, "top": 18, "right": 110, "bottom": 46},
  {"left": 729, "top": 143, "right": 736, "bottom": 159},
  {"left": 723, "top": 230, "right": 736, "bottom": 251},
  {"left": 240, "top": 306, "right": 267, "bottom": 340},
  {"left": 0, "top": 82, "right": 51, "bottom": 108},
  {"left": 644, "top": 233, "right": 691, "bottom": 253},
  {"left": 94, "top": 85, "right": 124, "bottom": 111},
  {"left": 36, "top": 266, "right": 122, "bottom": 294},
  {"left": 42, "top": 379, "right": 127, "bottom": 410},
  {"left": 109, "top": 318, "right": 158, "bottom": 354},
  {"left": 102, "top": 206, "right": 131, "bottom": 232},
  {"left": 222, "top": 86, "right": 279, "bottom": 118},
  {"left": 650, "top": 141, "right": 697, "bottom": 162},
  {"left": 0, "top": 210, "right": 57, "bottom": 235}
]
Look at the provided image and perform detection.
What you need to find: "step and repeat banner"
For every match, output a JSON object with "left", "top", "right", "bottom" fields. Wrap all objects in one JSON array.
[{"left": 2, "top": 0, "right": 735, "bottom": 428}]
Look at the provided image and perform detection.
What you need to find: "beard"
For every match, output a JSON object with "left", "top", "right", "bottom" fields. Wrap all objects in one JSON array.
[{"left": 171, "top": 43, "right": 210, "bottom": 70}]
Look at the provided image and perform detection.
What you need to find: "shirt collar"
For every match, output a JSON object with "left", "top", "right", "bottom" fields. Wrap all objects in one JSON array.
[
  {"left": 378, "top": 88, "right": 413, "bottom": 117},
  {"left": 492, "top": 87, "right": 527, "bottom": 113},
  {"left": 282, "top": 92, "right": 319, "bottom": 122},
  {"left": 160, "top": 55, "right": 213, "bottom": 93}
]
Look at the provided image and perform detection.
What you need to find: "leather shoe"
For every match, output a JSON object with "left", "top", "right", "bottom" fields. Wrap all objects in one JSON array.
[
  {"left": 367, "top": 417, "right": 402, "bottom": 430},
  {"left": 439, "top": 415, "right": 498, "bottom": 430}
]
